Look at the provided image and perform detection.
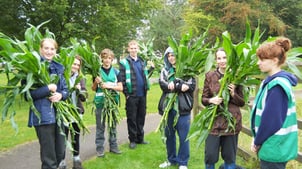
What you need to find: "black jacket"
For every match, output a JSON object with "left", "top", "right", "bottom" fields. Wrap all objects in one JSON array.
[
  {"left": 118, "top": 55, "right": 154, "bottom": 97},
  {"left": 158, "top": 67, "right": 196, "bottom": 116}
]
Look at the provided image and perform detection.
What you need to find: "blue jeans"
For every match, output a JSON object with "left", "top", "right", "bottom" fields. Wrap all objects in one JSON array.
[
  {"left": 95, "top": 107, "right": 118, "bottom": 152},
  {"left": 165, "top": 109, "right": 190, "bottom": 166}
]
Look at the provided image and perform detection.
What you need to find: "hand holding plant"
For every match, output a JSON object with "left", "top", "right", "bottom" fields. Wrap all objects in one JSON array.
[{"left": 156, "top": 28, "right": 217, "bottom": 141}]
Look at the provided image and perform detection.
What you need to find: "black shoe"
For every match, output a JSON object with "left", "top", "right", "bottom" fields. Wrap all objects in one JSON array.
[
  {"left": 110, "top": 148, "right": 122, "bottom": 154},
  {"left": 136, "top": 140, "right": 149, "bottom": 144},
  {"left": 129, "top": 142, "right": 137, "bottom": 149}
]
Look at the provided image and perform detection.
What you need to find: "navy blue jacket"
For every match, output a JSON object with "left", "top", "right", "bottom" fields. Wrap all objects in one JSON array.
[{"left": 28, "top": 60, "right": 68, "bottom": 127}]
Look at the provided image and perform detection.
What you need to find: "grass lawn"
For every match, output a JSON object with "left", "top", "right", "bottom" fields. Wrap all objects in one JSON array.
[{"left": 83, "top": 131, "right": 250, "bottom": 169}]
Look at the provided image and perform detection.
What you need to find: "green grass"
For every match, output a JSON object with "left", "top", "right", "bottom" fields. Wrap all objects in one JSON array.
[{"left": 83, "top": 131, "right": 249, "bottom": 169}]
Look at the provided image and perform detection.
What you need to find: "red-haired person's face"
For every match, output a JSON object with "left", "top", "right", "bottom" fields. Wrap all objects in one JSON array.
[{"left": 257, "top": 57, "right": 278, "bottom": 74}]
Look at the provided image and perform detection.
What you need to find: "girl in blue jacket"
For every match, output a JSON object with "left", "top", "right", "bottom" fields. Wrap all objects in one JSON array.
[{"left": 28, "top": 38, "right": 69, "bottom": 169}]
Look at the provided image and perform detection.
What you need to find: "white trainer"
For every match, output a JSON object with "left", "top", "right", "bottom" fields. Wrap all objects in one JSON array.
[
  {"left": 179, "top": 165, "right": 188, "bottom": 169},
  {"left": 159, "top": 161, "right": 171, "bottom": 168}
]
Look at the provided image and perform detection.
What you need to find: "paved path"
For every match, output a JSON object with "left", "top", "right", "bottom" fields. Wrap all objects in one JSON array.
[{"left": 0, "top": 113, "right": 161, "bottom": 169}]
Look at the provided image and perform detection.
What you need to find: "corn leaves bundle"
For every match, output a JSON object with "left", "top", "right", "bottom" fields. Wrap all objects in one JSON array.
[
  {"left": 69, "top": 38, "right": 100, "bottom": 78},
  {"left": 188, "top": 21, "right": 263, "bottom": 147},
  {"left": 138, "top": 38, "right": 163, "bottom": 77},
  {"left": 0, "top": 22, "right": 55, "bottom": 129},
  {"left": 188, "top": 21, "right": 302, "bottom": 147},
  {"left": 69, "top": 39, "right": 121, "bottom": 132},
  {"left": 0, "top": 22, "right": 88, "bottom": 134},
  {"left": 156, "top": 28, "right": 217, "bottom": 141},
  {"left": 100, "top": 88, "right": 121, "bottom": 133},
  {"left": 54, "top": 45, "right": 89, "bottom": 138}
]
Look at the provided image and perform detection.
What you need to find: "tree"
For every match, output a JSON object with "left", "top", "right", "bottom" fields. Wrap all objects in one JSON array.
[
  {"left": 0, "top": 0, "right": 162, "bottom": 56},
  {"left": 0, "top": 0, "right": 28, "bottom": 40},
  {"left": 184, "top": 0, "right": 289, "bottom": 44},
  {"left": 265, "top": 0, "right": 302, "bottom": 46},
  {"left": 141, "top": 0, "right": 186, "bottom": 53}
]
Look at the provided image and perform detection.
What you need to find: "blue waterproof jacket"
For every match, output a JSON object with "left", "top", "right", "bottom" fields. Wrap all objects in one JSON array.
[{"left": 28, "top": 60, "right": 68, "bottom": 127}]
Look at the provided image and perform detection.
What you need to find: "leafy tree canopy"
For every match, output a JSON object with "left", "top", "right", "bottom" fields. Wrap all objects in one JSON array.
[
  {"left": 0, "top": 0, "right": 162, "bottom": 57},
  {"left": 184, "top": 0, "right": 302, "bottom": 46}
]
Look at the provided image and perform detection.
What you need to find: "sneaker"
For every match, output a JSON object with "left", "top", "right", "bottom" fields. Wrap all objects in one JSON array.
[
  {"left": 179, "top": 165, "right": 188, "bottom": 169},
  {"left": 58, "top": 160, "right": 67, "bottom": 169},
  {"left": 72, "top": 160, "right": 84, "bottom": 169},
  {"left": 96, "top": 150, "right": 105, "bottom": 157},
  {"left": 159, "top": 161, "right": 171, "bottom": 168},
  {"left": 110, "top": 147, "right": 122, "bottom": 154},
  {"left": 58, "top": 166, "right": 67, "bottom": 169},
  {"left": 129, "top": 142, "right": 137, "bottom": 149}
]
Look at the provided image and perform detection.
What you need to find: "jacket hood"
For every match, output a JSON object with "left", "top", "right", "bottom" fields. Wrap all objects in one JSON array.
[
  {"left": 163, "top": 47, "right": 174, "bottom": 70},
  {"left": 264, "top": 70, "right": 298, "bottom": 86}
]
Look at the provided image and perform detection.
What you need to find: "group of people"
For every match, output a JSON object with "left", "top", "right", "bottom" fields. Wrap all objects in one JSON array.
[
  {"left": 27, "top": 36, "right": 298, "bottom": 169},
  {"left": 156, "top": 37, "right": 298, "bottom": 169},
  {"left": 27, "top": 39, "right": 153, "bottom": 169}
]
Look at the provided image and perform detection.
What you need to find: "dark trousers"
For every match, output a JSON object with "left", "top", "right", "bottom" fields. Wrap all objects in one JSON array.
[
  {"left": 260, "top": 160, "right": 287, "bottom": 169},
  {"left": 125, "top": 96, "right": 146, "bottom": 143},
  {"left": 35, "top": 123, "right": 66, "bottom": 169},
  {"left": 95, "top": 107, "right": 118, "bottom": 152},
  {"left": 65, "top": 122, "right": 80, "bottom": 156},
  {"left": 204, "top": 134, "right": 238, "bottom": 165}
]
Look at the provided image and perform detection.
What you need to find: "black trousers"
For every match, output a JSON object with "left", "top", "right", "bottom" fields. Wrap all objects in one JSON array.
[
  {"left": 260, "top": 160, "right": 287, "bottom": 169},
  {"left": 204, "top": 134, "right": 239, "bottom": 164},
  {"left": 35, "top": 123, "right": 65, "bottom": 169},
  {"left": 65, "top": 122, "right": 80, "bottom": 156},
  {"left": 125, "top": 96, "right": 146, "bottom": 143}
]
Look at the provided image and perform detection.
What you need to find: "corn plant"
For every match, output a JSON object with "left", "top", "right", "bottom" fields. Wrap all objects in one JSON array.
[
  {"left": 69, "top": 38, "right": 100, "bottom": 79},
  {"left": 0, "top": 21, "right": 54, "bottom": 130},
  {"left": 138, "top": 38, "right": 163, "bottom": 77},
  {"left": 69, "top": 38, "right": 121, "bottom": 133},
  {"left": 188, "top": 21, "right": 264, "bottom": 147},
  {"left": 156, "top": 28, "right": 218, "bottom": 141},
  {"left": 0, "top": 22, "right": 88, "bottom": 134},
  {"left": 55, "top": 43, "right": 90, "bottom": 141}
]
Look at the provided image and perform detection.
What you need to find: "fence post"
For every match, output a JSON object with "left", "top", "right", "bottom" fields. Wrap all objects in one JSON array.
[{"left": 193, "top": 77, "right": 200, "bottom": 117}]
